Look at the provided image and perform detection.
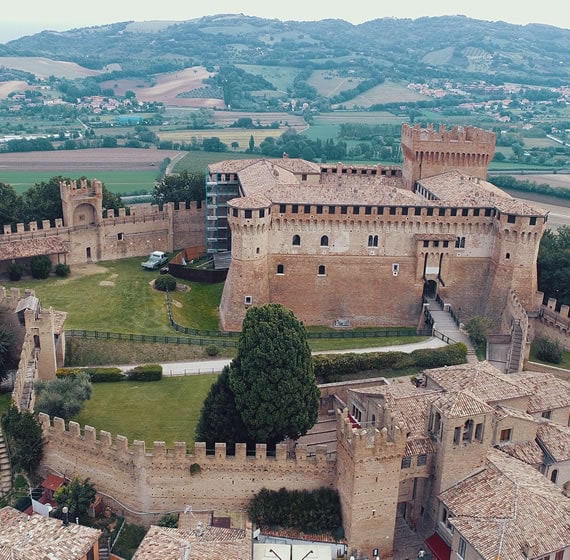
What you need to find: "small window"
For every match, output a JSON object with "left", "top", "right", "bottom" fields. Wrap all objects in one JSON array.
[
  {"left": 473, "top": 208, "right": 480, "bottom": 216},
  {"left": 401, "top": 457, "right": 411, "bottom": 468},
  {"left": 232, "top": 208, "right": 238, "bottom": 217},
  {"left": 508, "top": 215, "right": 516, "bottom": 224},
  {"left": 414, "top": 207, "right": 422, "bottom": 216},
  {"left": 292, "top": 235, "right": 301, "bottom": 246},
  {"left": 453, "top": 426, "right": 461, "bottom": 445},
  {"left": 328, "top": 206, "right": 336, "bottom": 214},
  {"left": 277, "top": 264, "right": 284, "bottom": 274},
  {"left": 462, "top": 208, "right": 469, "bottom": 216},
  {"left": 341, "top": 206, "right": 348, "bottom": 215},
  {"left": 450, "top": 208, "right": 457, "bottom": 216},
  {"left": 259, "top": 209, "right": 265, "bottom": 218},
  {"left": 475, "top": 423, "right": 483, "bottom": 441},
  {"left": 318, "top": 265, "right": 326, "bottom": 276},
  {"left": 365, "top": 206, "right": 372, "bottom": 215},
  {"left": 320, "top": 235, "right": 329, "bottom": 246},
  {"left": 353, "top": 206, "right": 360, "bottom": 215},
  {"left": 279, "top": 204, "right": 286, "bottom": 213},
  {"left": 317, "top": 205, "right": 323, "bottom": 214},
  {"left": 423, "top": 240, "right": 429, "bottom": 248},
  {"left": 443, "top": 240, "right": 449, "bottom": 248},
  {"left": 244, "top": 209, "right": 252, "bottom": 219},
  {"left": 292, "top": 204, "right": 299, "bottom": 213},
  {"left": 458, "top": 537, "right": 467, "bottom": 559},
  {"left": 530, "top": 216, "right": 537, "bottom": 225},
  {"left": 427, "top": 207, "right": 434, "bottom": 216},
  {"left": 417, "top": 454, "right": 427, "bottom": 466},
  {"left": 434, "top": 240, "right": 439, "bottom": 248},
  {"left": 500, "top": 428, "right": 512, "bottom": 443},
  {"left": 368, "top": 235, "right": 378, "bottom": 247},
  {"left": 485, "top": 208, "right": 492, "bottom": 217},
  {"left": 301, "top": 173, "right": 307, "bottom": 181},
  {"left": 402, "top": 207, "right": 409, "bottom": 215},
  {"left": 117, "top": 232, "right": 124, "bottom": 241},
  {"left": 505, "top": 252, "right": 510, "bottom": 260},
  {"left": 542, "top": 410, "right": 552, "bottom": 419},
  {"left": 439, "top": 208, "right": 446, "bottom": 216},
  {"left": 304, "top": 204, "right": 311, "bottom": 213}
]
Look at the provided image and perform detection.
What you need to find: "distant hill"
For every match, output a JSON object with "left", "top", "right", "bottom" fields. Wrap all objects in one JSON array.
[{"left": 1, "top": 14, "right": 569, "bottom": 86}]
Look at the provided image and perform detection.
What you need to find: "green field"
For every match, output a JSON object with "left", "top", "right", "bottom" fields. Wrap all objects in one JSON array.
[
  {"left": 236, "top": 64, "right": 299, "bottom": 92},
  {"left": 173, "top": 151, "right": 261, "bottom": 173},
  {"left": 2, "top": 171, "right": 159, "bottom": 195},
  {"left": 74, "top": 375, "right": 218, "bottom": 448}
]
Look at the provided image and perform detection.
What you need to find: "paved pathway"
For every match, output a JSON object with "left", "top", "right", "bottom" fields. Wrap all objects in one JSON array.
[{"left": 115, "top": 337, "right": 449, "bottom": 376}]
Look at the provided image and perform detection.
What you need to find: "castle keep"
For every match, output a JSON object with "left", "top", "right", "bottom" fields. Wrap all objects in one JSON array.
[{"left": 208, "top": 124, "right": 547, "bottom": 333}]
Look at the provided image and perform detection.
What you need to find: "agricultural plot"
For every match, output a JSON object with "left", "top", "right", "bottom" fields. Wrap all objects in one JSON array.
[
  {"left": 235, "top": 64, "right": 299, "bottom": 92},
  {"left": 308, "top": 70, "right": 365, "bottom": 98},
  {"left": 158, "top": 128, "right": 284, "bottom": 148},
  {"left": 0, "top": 56, "right": 101, "bottom": 79},
  {"left": 343, "top": 80, "right": 428, "bottom": 108}
]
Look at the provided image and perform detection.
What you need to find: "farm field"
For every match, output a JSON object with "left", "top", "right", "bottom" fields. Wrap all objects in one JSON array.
[
  {"left": 173, "top": 151, "right": 262, "bottom": 173},
  {"left": 235, "top": 64, "right": 299, "bottom": 92},
  {"left": 158, "top": 127, "right": 284, "bottom": 147},
  {"left": 343, "top": 81, "right": 428, "bottom": 108},
  {"left": 0, "top": 56, "right": 101, "bottom": 80},
  {"left": 307, "top": 70, "right": 365, "bottom": 98}
]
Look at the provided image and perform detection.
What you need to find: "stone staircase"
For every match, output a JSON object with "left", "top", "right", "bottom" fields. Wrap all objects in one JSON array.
[
  {"left": 424, "top": 298, "right": 478, "bottom": 363},
  {"left": 506, "top": 320, "right": 524, "bottom": 373},
  {"left": 98, "top": 537, "right": 111, "bottom": 560},
  {"left": 0, "top": 427, "right": 13, "bottom": 497}
]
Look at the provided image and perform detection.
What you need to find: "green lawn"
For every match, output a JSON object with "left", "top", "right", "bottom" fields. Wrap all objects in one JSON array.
[
  {"left": 0, "top": 392, "right": 11, "bottom": 419},
  {"left": 74, "top": 375, "right": 218, "bottom": 449},
  {"left": 529, "top": 343, "right": 570, "bottom": 370},
  {"left": 173, "top": 151, "right": 261, "bottom": 174}
]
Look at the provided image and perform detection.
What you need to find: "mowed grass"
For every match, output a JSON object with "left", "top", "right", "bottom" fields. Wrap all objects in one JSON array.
[
  {"left": 2, "top": 170, "right": 158, "bottom": 195},
  {"left": 346, "top": 80, "right": 429, "bottom": 108},
  {"left": 0, "top": 257, "right": 224, "bottom": 333},
  {"left": 173, "top": 151, "right": 262, "bottom": 173},
  {"left": 73, "top": 375, "right": 218, "bottom": 449}
]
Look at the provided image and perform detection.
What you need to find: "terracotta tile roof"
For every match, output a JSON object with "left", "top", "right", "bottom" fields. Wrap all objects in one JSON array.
[
  {"left": 537, "top": 421, "right": 570, "bottom": 462},
  {"left": 508, "top": 371, "right": 570, "bottom": 413},
  {"left": 440, "top": 449, "right": 570, "bottom": 560},
  {"left": 405, "top": 436, "right": 436, "bottom": 457},
  {"left": 493, "top": 405, "right": 537, "bottom": 423},
  {"left": 0, "top": 506, "right": 101, "bottom": 560},
  {"left": 426, "top": 362, "right": 533, "bottom": 403},
  {"left": 499, "top": 440, "right": 544, "bottom": 465},
  {"left": 0, "top": 237, "right": 68, "bottom": 260},
  {"left": 418, "top": 171, "right": 546, "bottom": 216},
  {"left": 132, "top": 524, "right": 250, "bottom": 560},
  {"left": 432, "top": 390, "right": 494, "bottom": 418},
  {"left": 42, "top": 474, "right": 65, "bottom": 492}
]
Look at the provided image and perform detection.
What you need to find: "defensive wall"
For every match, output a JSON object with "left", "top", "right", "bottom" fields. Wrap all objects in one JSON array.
[
  {"left": 533, "top": 296, "right": 570, "bottom": 352},
  {"left": 38, "top": 413, "right": 336, "bottom": 525},
  {"left": 0, "top": 179, "right": 206, "bottom": 272}
]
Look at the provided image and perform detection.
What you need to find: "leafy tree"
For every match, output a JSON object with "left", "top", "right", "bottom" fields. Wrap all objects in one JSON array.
[
  {"left": 0, "top": 326, "right": 16, "bottom": 382},
  {"left": 7, "top": 261, "right": 24, "bottom": 281},
  {"left": 1, "top": 406, "right": 44, "bottom": 475},
  {"left": 30, "top": 255, "right": 52, "bottom": 279},
  {"left": 0, "top": 183, "right": 22, "bottom": 224},
  {"left": 536, "top": 336, "right": 563, "bottom": 364},
  {"left": 537, "top": 226, "right": 570, "bottom": 305},
  {"left": 35, "top": 372, "right": 92, "bottom": 421},
  {"left": 152, "top": 170, "right": 205, "bottom": 208},
  {"left": 229, "top": 304, "right": 319, "bottom": 446},
  {"left": 202, "top": 137, "right": 227, "bottom": 152},
  {"left": 464, "top": 316, "right": 492, "bottom": 350},
  {"left": 20, "top": 176, "right": 64, "bottom": 224},
  {"left": 157, "top": 513, "right": 179, "bottom": 528},
  {"left": 248, "top": 134, "right": 255, "bottom": 153},
  {"left": 195, "top": 366, "right": 251, "bottom": 454},
  {"left": 54, "top": 477, "right": 96, "bottom": 521}
]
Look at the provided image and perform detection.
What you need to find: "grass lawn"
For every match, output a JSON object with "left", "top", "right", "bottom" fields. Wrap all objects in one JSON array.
[
  {"left": 74, "top": 375, "right": 218, "bottom": 449},
  {"left": 529, "top": 343, "right": 570, "bottom": 370},
  {"left": 173, "top": 151, "right": 261, "bottom": 173},
  {"left": 0, "top": 392, "right": 12, "bottom": 418}
]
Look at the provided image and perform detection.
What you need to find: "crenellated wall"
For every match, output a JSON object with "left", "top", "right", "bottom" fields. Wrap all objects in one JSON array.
[
  {"left": 533, "top": 296, "right": 570, "bottom": 351},
  {"left": 38, "top": 414, "right": 336, "bottom": 522}
]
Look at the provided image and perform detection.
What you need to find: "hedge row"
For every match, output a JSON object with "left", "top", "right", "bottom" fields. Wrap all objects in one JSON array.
[
  {"left": 57, "top": 364, "right": 163, "bottom": 383},
  {"left": 313, "top": 343, "right": 467, "bottom": 383}
]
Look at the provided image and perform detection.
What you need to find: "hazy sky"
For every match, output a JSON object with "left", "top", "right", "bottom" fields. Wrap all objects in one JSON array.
[{"left": 1, "top": 0, "right": 569, "bottom": 43}]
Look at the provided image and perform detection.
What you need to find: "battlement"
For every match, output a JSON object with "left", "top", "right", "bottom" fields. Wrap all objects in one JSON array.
[
  {"left": 38, "top": 413, "right": 334, "bottom": 466},
  {"left": 401, "top": 123, "right": 496, "bottom": 146},
  {"left": 540, "top": 297, "right": 570, "bottom": 332},
  {"left": 59, "top": 178, "right": 103, "bottom": 198}
]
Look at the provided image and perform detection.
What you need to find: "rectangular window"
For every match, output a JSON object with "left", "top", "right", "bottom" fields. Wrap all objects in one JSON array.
[
  {"left": 402, "top": 207, "right": 409, "bottom": 215},
  {"left": 301, "top": 173, "right": 307, "bottom": 181},
  {"left": 292, "top": 204, "right": 299, "bottom": 213},
  {"left": 453, "top": 426, "right": 461, "bottom": 445},
  {"left": 458, "top": 538, "right": 467, "bottom": 559},
  {"left": 434, "top": 240, "right": 439, "bottom": 248},
  {"left": 443, "top": 240, "right": 449, "bottom": 248},
  {"left": 508, "top": 215, "right": 516, "bottom": 223},
  {"left": 475, "top": 423, "right": 483, "bottom": 441},
  {"left": 244, "top": 209, "right": 252, "bottom": 219},
  {"left": 542, "top": 411, "right": 552, "bottom": 419},
  {"left": 259, "top": 209, "right": 265, "bottom": 218},
  {"left": 353, "top": 206, "right": 360, "bottom": 215},
  {"left": 401, "top": 457, "right": 411, "bottom": 468},
  {"left": 427, "top": 207, "right": 434, "bottom": 216},
  {"left": 462, "top": 208, "right": 469, "bottom": 216},
  {"left": 423, "top": 240, "right": 429, "bottom": 248},
  {"left": 304, "top": 205, "right": 311, "bottom": 213},
  {"left": 414, "top": 207, "right": 422, "bottom": 216},
  {"left": 317, "top": 205, "right": 323, "bottom": 214},
  {"left": 232, "top": 208, "right": 238, "bottom": 217},
  {"left": 117, "top": 232, "right": 124, "bottom": 240},
  {"left": 365, "top": 206, "right": 372, "bottom": 215},
  {"left": 279, "top": 204, "right": 286, "bottom": 213},
  {"left": 473, "top": 208, "right": 480, "bottom": 216},
  {"left": 389, "top": 207, "right": 397, "bottom": 215},
  {"left": 328, "top": 206, "right": 336, "bottom": 214},
  {"left": 341, "top": 206, "right": 348, "bottom": 214},
  {"left": 500, "top": 428, "right": 512, "bottom": 443},
  {"left": 417, "top": 454, "right": 427, "bottom": 466},
  {"left": 530, "top": 216, "right": 537, "bottom": 225},
  {"left": 485, "top": 208, "right": 492, "bottom": 217},
  {"left": 451, "top": 208, "right": 457, "bottom": 216},
  {"left": 439, "top": 208, "right": 446, "bottom": 216}
]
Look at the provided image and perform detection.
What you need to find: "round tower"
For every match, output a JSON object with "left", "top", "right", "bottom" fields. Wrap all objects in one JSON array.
[{"left": 219, "top": 195, "right": 272, "bottom": 331}]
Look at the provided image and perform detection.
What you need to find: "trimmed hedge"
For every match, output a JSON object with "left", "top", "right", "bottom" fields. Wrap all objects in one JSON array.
[
  {"left": 313, "top": 343, "right": 467, "bottom": 383},
  {"left": 126, "top": 364, "right": 163, "bottom": 381},
  {"left": 57, "top": 367, "right": 125, "bottom": 383}
]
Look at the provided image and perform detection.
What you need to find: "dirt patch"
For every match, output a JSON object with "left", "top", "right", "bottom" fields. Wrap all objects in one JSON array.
[
  {"left": 99, "top": 281, "right": 115, "bottom": 287},
  {"left": 71, "top": 263, "right": 109, "bottom": 277}
]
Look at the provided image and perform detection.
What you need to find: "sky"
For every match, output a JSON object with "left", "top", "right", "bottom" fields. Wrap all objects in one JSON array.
[{"left": 1, "top": 0, "right": 569, "bottom": 43}]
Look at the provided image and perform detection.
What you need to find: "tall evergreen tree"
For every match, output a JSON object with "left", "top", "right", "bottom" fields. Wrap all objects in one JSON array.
[{"left": 229, "top": 304, "right": 319, "bottom": 446}]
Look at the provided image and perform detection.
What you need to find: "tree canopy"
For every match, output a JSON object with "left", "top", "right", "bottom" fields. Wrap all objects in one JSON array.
[
  {"left": 538, "top": 225, "right": 570, "bottom": 305},
  {"left": 152, "top": 170, "right": 205, "bottom": 208},
  {"left": 1, "top": 406, "right": 44, "bottom": 475},
  {"left": 54, "top": 477, "right": 97, "bottom": 521},
  {"left": 229, "top": 304, "right": 319, "bottom": 446},
  {"left": 35, "top": 372, "right": 92, "bottom": 421}
]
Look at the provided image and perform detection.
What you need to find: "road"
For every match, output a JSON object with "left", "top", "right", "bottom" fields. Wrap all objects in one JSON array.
[{"left": 116, "top": 337, "right": 448, "bottom": 377}]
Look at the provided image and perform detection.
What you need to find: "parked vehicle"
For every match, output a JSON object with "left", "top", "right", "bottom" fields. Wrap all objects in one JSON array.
[{"left": 141, "top": 251, "right": 169, "bottom": 270}]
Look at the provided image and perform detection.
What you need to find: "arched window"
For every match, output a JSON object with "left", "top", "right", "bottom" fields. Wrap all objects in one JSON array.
[
  {"left": 292, "top": 234, "right": 301, "bottom": 246},
  {"left": 277, "top": 264, "right": 284, "bottom": 274},
  {"left": 551, "top": 469, "right": 558, "bottom": 483},
  {"left": 318, "top": 265, "right": 326, "bottom": 276},
  {"left": 368, "top": 235, "right": 378, "bottom": 247},
  {"left": 320, "top": 235, "right": 329, "bottom": 246}
]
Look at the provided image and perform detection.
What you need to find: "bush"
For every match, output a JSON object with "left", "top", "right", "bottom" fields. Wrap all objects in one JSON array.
[
  {"left": 35, "top": 372, "right": 92, "bottom": 420},
  {"left": 154, "top": 274, "right": 177, "bottom": 292},
  {"left": 57, "top": 367, "right": 125, "bottom": 383},
  {"left": 464, "top": 316, "right": 492, "bottom": 350},
  {"left": 157, "top": 513, "right": 179, "bottom": 528},
  {"left": 205, "top": 344, "right": 219, "bottom": 356},
  {"left": 30, "top": 255, "right": 52, "bottom": 279},
  {"left": 54, "top": 263, "right": 71, "bottom": 277},
  {"left": 126, "top": 364, "right": 162, "bottom": 381},
  {"left": 536, "top": 336, "right": 563, "bottom": 364},
  {"left": 7, "top": 261, "right": 24, "bottom": 281}
]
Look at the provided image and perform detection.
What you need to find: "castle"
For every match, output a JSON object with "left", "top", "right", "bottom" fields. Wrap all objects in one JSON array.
[{"left": 207, "top": 124, "right": 547, "bottom": 341}]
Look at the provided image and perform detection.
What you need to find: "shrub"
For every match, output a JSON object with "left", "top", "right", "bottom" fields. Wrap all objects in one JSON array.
[
  {"left": 35, "top": 372, "right": 92, "bottom": 420},
  {"left": 154, "top": 274, "right": 177, "bottom": 292},
  {"left": 7, "top": 261, "right": 24, "bottom": 281},
  {"left": 157, "top": 513, "right": 179, "bottom": 528},
  {"left": 190, "top": 463, "right": 202, "bottom": 476},
  {"left": 536, "top": 336, "right": 563, "bottom": 364},
  {"left": 30, "top": 255, "right": 52, "bottom": 279},
  {"left": 205, "top": 344, "right": 219, "bottom": 356},
  {"left": 464, "top": 316, "right": 492, "bottom": 350},
  {"left": 57, "top": 367, "right": 125, "bottom": 383},
  {"left": 54, "top": 263, "right": 71, "bottom": 277},
  {"left": 127, "top": 364, "right": 162, "bottom": 381}
]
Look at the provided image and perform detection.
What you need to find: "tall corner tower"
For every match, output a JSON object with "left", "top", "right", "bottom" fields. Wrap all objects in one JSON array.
[
  {"left": 401, "top": 123, "right": 496, "bottom": 190},
  {"left": 219, "top": 196, "right": 272, "bottom": 331},
  {"left": 60, "top": 178, "right": 103, "bottom": 227},
  {"left": 335, "top": 409, "right": 407, "bottom": 560}
]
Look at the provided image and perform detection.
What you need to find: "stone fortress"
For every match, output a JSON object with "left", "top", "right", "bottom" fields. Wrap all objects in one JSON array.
[{"left": 1, "top": 123, "right": 570, "bottom": 560}]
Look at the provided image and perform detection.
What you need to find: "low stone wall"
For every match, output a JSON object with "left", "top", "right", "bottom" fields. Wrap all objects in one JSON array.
[{"left": 525, "top": 361, "right": 570, "bottom": 381}]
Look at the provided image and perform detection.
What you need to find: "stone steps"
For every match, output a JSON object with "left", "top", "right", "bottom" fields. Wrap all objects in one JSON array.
[{"left": 0, "top": 428, "right": 13, "bottom": 496}]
